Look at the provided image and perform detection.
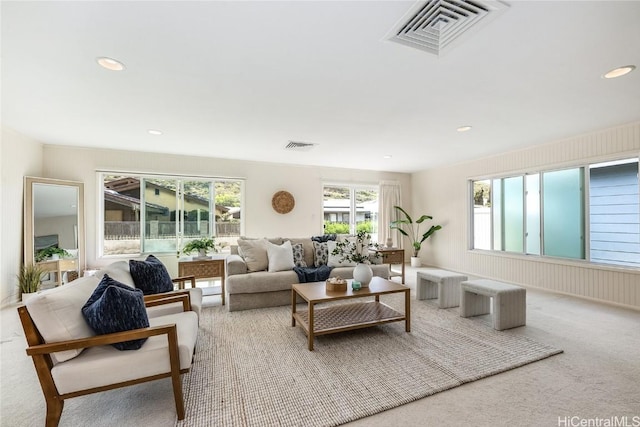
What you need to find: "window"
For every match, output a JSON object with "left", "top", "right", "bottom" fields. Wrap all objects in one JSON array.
[
  {"left": 100, "top": 173, "right": 243, "bottom": 256},
  {"left": 470, "top": 157, "right": 639, "bottom": 268},
  {"left": 542, "top": 168, "right": 584, "bottom": 259},
  {"left": 589, "top": 159, "right": 640, "bottom": 267},
  {"left": 323, "top": 184, "right": 379, "bottom": 241},
  {"left": 472, "top": 179, "right": 491, "bottom": 250}
]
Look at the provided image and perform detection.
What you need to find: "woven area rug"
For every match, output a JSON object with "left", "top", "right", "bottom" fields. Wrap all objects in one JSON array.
[{"left": 176, "top": 295, "right": 562, "bottom": 427}]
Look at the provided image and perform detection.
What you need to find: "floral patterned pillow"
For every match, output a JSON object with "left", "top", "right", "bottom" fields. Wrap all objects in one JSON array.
[
  {"left": 292, "top": 243, "right": 307, "bottom": 268},
  {"left": 312, "top": 241, "right": 329, "bottom": 267}
]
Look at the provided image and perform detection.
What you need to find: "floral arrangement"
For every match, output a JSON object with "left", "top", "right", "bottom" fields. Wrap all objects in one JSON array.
[{"left": 330, "top": 230, "right": 380, "bottom": 265}]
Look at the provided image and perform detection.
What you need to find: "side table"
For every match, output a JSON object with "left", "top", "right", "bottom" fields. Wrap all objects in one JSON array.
[
  {"left": 178, "top": 257, "right": 226, "bottom": 305},
  {"left": 373, "top": 248, "right": 405, "bottom": 284},
  {"left": 37, "top": 258, "right": 78, "bottom": 286}
]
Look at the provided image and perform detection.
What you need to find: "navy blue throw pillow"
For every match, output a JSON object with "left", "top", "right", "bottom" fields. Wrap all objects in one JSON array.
[
  {"left": 311, "top": 234, "right": 337, "bottom": 243},
  {"left": 82, "top": 274, "right": 150, "bottom": 351},
  {"left": 129, "top": 254, "right": 174, "bottom": 295}
]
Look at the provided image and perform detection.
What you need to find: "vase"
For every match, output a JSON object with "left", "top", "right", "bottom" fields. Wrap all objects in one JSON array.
[
  {"left": 21, "top": 292, "right": 37, "bottom": 303},
  {"left": 353, "top": 263, "right": 373, "bottom": 288},
  {"left": 198, "top": 249, "right": 207, "bottom": 258},
  {"left": 410, "top": 256, "right": 421, "bottom": 268}
]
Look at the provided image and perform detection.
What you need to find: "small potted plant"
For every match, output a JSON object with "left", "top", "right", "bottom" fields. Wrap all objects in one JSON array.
[
  {"left": 35, "top": 247, "right": 71, "bottom": 262},
  {"left": 331, "top": 230, "right": 380, "bottom": 287},
  {"left": 17, "top": 263, "right": 44, "bottom": 302},
  {"left": 182, "top": 237, "right": 218, "bottom": 258},
  {"left": 390, "top": 206, "right": 442, "bottom": 267}
]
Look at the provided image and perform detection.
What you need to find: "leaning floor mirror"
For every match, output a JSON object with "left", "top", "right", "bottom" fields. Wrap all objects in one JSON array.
[{"left": 24, "top": 177, "right": 85, "bottom": 287}]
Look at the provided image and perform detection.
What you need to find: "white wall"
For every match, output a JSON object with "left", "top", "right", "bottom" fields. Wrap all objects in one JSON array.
[
  {"left": 40, "top": 145, "right": 412, "bottom": 277},
  {"left": 1, "top": 128, "right": 43, "bottom": 306},
  {"left": 413, "top": 121, "right": 640, "bottom": 310}
]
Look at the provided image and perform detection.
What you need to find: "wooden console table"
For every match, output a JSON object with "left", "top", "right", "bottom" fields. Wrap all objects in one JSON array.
[
  {"left": 373, "top": 248, "right": 405, "bottom": 284},
  {"left": 178, "top": 257, "right": 226, "bottom": 305}
]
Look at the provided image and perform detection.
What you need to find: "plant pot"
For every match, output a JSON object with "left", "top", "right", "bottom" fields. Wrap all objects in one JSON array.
[
  {"left": 51, "top": 254, "right": 60, "bottom": 260},
  {"left": 198, "top": 249, "right": 207, "bottom": 258},
  {"left": 410, "top": 257, "right": 421, "bottom": 268},
  {"left": 21, "top": 292, "right": 37, "bottom": 303},
  {"left": 353, "top": 263, "right": 373, "bottom": 288}
]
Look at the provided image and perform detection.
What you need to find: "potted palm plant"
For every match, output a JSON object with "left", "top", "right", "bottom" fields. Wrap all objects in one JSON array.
[
  {"left": 390, "top": 206, "right": 442, "bottom": 267},
  {"left": 17, "top": 263, "right": 44, "bottom": 302},
  {"left": 182, "top": 237, "right": 218, "bottom": 258}
]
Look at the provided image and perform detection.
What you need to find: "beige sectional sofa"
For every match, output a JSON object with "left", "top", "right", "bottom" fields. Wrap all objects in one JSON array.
[{"left": 225, "top": 237, "right": 390, "bottom": 311}]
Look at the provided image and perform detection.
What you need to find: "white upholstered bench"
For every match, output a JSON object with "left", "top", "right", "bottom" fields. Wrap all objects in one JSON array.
[
  {"left": 460, "top": 279, "right": 526, "bottom": 330},
  {"left": 416, "top": 269, "right": 468, "bottom": 308}
]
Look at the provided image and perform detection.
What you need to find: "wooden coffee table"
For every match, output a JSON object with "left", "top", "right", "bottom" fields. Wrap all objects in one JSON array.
[{"left": 291, "top": 276, "right": 410, "bottom": 351}]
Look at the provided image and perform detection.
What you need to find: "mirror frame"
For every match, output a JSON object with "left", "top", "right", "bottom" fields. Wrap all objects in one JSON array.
[{"left": 24, "top": 176, "right": 85, "bottom": 275}]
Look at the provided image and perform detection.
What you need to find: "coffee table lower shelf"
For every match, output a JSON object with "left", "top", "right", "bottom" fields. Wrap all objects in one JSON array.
[{"left": 292, "top": 301, "right": 406, "bottom": 346}]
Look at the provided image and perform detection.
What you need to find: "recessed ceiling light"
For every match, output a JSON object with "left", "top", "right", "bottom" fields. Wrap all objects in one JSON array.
[
  {"left": 96, "top": 57, "right": 125, "bottom": 71},
  {"left": 602, "top": 65, "right": 635, "bottom": 79},
  {"left": 457, "top": 126, "right": 472, "bottom": 132},
  {"left": 383, "top": 155, "right": 393, "bottom": 159},
  {"left": 147, "top": 129, "right": 163, "bottom": 135}
]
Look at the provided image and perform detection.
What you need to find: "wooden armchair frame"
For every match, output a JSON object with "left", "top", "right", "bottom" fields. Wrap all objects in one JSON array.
[
  {"left": 173, "top": 275, "right": 196, "bottom": 290},
  {"left": 18, "top": 293, "right": 193, "bottom": 427}
]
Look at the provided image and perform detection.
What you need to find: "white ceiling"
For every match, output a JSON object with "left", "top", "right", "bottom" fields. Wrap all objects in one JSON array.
[{"left": 2, "top": 1, "right": 640, "bottom": 173}]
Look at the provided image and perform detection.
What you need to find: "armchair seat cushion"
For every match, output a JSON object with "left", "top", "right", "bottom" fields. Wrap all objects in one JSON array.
[{"left": 51, "top": 311, "right": 198, "bottom": 395}]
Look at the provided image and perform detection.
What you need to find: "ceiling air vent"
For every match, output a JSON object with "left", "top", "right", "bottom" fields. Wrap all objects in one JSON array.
[
  {"left": 386, "top": 0, "right": 509, "bottom": 56},
  {"left": 284, "top": 141, "right": 317, "bottom": 151}
]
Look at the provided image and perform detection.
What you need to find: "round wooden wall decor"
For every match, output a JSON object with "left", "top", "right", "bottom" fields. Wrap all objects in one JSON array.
[{"left": 272, "top": 190, "right": 295, "bottom": 214}]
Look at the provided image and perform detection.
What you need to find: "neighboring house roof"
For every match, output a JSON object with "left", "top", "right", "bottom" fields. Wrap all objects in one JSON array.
[
  {"left": 104, "top": 189, "right": 169, "bottom": 215},
  {"left": 104, "top": 178, "right": 229, "bottom": 213},
  {"left": 323, "top": 199, "right": 375, "bottom": 213}
]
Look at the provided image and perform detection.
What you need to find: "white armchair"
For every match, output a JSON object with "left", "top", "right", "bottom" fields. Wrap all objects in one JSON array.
[{"left": 18, "top": 275, "right": 198, "bottom": 427}]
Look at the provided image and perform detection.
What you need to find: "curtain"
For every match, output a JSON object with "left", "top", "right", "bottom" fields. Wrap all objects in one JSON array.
[{"left": 378, "top": 180, "right": 402, "bottom": 249}]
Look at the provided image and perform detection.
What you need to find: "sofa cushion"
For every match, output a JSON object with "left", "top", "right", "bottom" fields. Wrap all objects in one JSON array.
[
  {"left": 327, "top": 240, "right": 357, "bottom": 267},
  {"left": 82, "top": 275, "right": 150, "bottom": 351},
  {"left": 25, "top": 275, "right": 101, "bottom": 364},
  {"left": 266, "top": 240, "right": 295, "bottom": 272},
  {"left": 291, "top": 243, "right": 307, "bottom": 268},
  {"left": 51, "top": 311, "right": 198, "bottom": 395},
  {"left": 129, "top": 255, "right": 174, "bottom": 295},
  {"left": 227, "top": 270, "right": 300, "bottom": 294},
  {"left": 312, "top": 241, "right": 329, "bottom": 267},
  {"left": 237, "top": 238, "right": 269, "bottom": 272},
  {"left": 285, "top": 238, "right": 315, "bottom": 268},
  {"left": 240, "top": 236, "right": 284, "bottom": 245},
  {"left": 332, "top": 264, "right": 390, "bottom": 280}
]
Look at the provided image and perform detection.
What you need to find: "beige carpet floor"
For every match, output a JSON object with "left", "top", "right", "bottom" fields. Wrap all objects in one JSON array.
[
  {"left": 1, "top": 267, "right": 638, "bottom": 426},
  {"left": 176, "top": 295, "right": 561, "bottom": 427}
]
